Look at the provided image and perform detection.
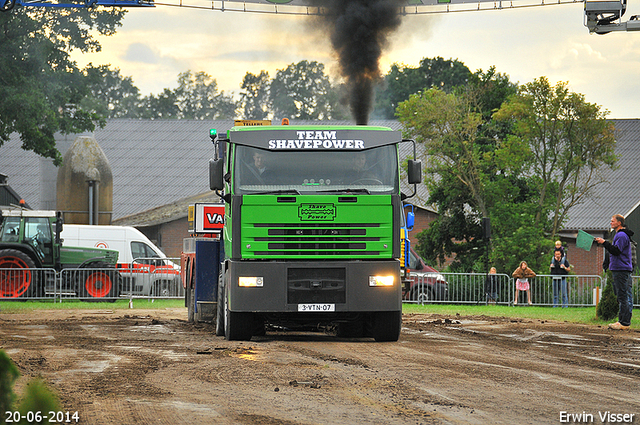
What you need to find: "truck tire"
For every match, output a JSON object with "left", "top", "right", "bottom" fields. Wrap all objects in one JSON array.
[
  {"left": 78, "top": 262, "right": 119, "bottom": 302},
  {"left": 215, "top": 270, "right": 225, "bottom": 336},
  {"left": 152, "top": 279, "right": 171, "bottom": 297},
  {"left": 371, "top": 311, "right": 402, "bottom": 342},
  {"left": 187, "top": 283, "right": 195, "bottom": 323},
  {"left": 0, "top": 249, "right": 36, "bottom": 299},
  {"left": 412, "top": 287, "right": 433, "bottom": 304},
  {"left": 224, "top": 283, "right": 253, "bottom": 341}
]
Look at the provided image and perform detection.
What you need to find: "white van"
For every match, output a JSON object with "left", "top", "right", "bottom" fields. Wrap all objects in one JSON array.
[{"left": 60, "top": 225, "right": 181, "bottom": 297}]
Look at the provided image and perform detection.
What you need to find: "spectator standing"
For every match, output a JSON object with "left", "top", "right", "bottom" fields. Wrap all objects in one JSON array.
[
  {"left": 550, "top": 250, "right": 571, "bottom": 308},
  {"left": 512, "top": 261, "right": 536, "bottom": 306},
  {"left": 595, "top": 214, "right": 634, "bottom": 330},
  {"left": 485, "top": 267, "right": 499, "bottom": 304}
]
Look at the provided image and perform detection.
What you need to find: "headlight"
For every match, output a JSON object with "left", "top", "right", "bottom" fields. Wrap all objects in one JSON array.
[
  {"left": 238, "top": 276, "right": 263, "bottom": 287},
  {"left": 369, "top": 275, "right": 394, "bottom": 287}
]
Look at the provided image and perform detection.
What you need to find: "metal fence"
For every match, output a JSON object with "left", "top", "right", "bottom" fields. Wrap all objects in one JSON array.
[
  {"left": 403, "top": 272, "right": 639, "bottom": 307},
  {"left": 3, "top": 264, "right": 639, "bottom": 306},
  {"left": 0, "top": 257, "right": 184, "bottom": 302}
]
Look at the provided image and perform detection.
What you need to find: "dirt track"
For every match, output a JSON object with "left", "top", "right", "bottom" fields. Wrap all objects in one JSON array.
[{"left": 1, "top": 308, "right": 639, "bottom": 425}]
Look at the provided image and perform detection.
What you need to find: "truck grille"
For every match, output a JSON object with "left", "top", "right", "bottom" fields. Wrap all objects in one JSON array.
[
  {"left": 247, "top": 223, "right": 386, "bottom": 257},
  {"left": 240, "top": 195, "right": 393, "bottom": 259},
  {"left": 287, "top": 267, "right": 346, "bottom": 304}
]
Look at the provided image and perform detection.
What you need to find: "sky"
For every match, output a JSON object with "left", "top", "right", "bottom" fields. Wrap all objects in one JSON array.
[{"left": 70, "top": 0, "right": 640, "bottom": 119}]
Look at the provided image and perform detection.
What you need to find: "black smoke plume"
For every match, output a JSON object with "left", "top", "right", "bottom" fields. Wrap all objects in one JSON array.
[{"left": 314, "top": 0, "right": 404, "bottom": 124}]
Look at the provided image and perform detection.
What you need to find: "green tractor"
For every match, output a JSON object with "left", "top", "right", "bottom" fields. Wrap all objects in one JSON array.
[{"left": 0, "top": 208, "right": 120, "bottom": 300}]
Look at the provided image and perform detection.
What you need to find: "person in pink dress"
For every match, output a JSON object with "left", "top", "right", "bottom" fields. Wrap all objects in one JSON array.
[{"left": 512, "top": 261, "right": 536, "bottom": 306}]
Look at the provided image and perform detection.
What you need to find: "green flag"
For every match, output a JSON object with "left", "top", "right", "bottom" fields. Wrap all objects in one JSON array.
[{"left": 576, "top": 229, "right": 595, "bottom": 251}]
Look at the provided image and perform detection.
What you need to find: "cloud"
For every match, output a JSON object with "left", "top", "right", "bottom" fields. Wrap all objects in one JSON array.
[
  {"left": 121, "top": 43, "right": 161, "bottom": 64},
  {"left": 212, "top": 49, "right": 299, "bottom": 62}
]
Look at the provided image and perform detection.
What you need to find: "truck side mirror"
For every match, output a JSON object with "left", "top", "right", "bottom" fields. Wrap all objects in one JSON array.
[
  {"left": 407, "top": 160, "right": 422, "bottom": 185},
  {"left": 407, "top": 211, "right": 415, "bottom": 231},
  {"left": 209, "top": 158, "right": 224, "bottom": 191}
]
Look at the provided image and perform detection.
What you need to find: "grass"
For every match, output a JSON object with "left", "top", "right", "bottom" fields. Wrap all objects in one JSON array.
[
  {"left": 0, "top": 299, "right": 185, "bottom": 312},
  {"left": 402, "top": 303, "right": 640, "bottom": 328},
  {"left": 1, "top": 300, "right": 637, "bottom": 329}
]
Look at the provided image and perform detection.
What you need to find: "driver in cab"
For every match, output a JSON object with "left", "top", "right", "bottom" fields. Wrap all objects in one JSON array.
[{"left": 343, "top": 152, "right": 376, "bottom": 184}]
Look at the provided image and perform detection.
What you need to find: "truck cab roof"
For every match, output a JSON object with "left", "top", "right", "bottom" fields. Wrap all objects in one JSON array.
[{"left": 0, "top": 209, "right": 56, "bottom": 218}]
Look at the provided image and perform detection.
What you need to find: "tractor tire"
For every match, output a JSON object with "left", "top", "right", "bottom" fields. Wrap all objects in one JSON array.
[
  {"left": 0, "top": 249, "right": 37, "bottom": 299},
  {"left": 78, "top": 262, "right": 120, "bottom": 302}
]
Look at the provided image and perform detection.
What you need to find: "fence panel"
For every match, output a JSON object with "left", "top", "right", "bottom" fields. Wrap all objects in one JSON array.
[
  {"left": 441, "top": 273, "right": 513, "bottom": 305},
  {"left": 118, "top": 257, "right": 183, "bottom": 299},
  {"left": 528, "top": 275, "right": 603, "bottom": 307},
  {"left": 0, "top": 267, "right": 57, "bottom": 300}
]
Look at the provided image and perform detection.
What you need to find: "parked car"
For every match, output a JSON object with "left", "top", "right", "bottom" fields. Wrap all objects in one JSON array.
[{"left": 402, "top": 248, "right": 449, "bottom": 302}]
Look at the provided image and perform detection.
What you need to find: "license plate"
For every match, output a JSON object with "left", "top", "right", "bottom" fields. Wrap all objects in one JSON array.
[{"left": 298, "top": 303, "right": 335, "bottom": 312}]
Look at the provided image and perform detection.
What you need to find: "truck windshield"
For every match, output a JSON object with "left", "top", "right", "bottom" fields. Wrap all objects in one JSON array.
[{"left": 233, "top": 145, "right": 399, "bottom": 195}]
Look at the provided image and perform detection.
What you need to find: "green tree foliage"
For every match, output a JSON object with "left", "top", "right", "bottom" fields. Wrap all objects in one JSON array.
[
  {"left": 0, "top": 6, "right": 125, "bottom": 165},
  {"left": 0, "top": 350, "right": 19, "bottom": 423},
  {"left": 239, "top": 71, "right": 271, "bottom": 120},
  {"left": 270, "top": 60, "right": 339, "bottom": 120},
  {"left": 494, "top": 77, "right": 617, "bottom": 237},
  {"left": 398, "top": 70, "right": 556, "bottom": 273},
  {"left": 373, "top": 57, "right": 471, "bottom": 119},
  {"left": 399, "top": 74, "right": 616, "bottom": 273},
  {"left": 80, "top": 63, "right": 141, "bottom": 118},
  {"left": 1, "top": 350, "right": 61, "bottom": 425},
  {"left": 138, "top": 88, "right": 180, "bottom": 119},
  {"left": 17, "top": 378, "right": 61, "bottom": 425},
  {"left": 175, "top": 70, "right": 237, "bottom": 120}
]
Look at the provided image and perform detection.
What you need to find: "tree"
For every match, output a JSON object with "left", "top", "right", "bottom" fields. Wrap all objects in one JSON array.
[
  {"left": 0, "top": 7, "right": 126, "bottom": 165},
  {"left": 174, "top": 70, "right": 237, "bottom": 120},
  {"left": 80, "top": 64, "right": 141, "bottom": 118},
  {"left": 398, "top": 70, "right": 554, "bottom": 273},
  {"left": 138, "top": 89, "right": 180, "bottom": 119},
  {"left": 239, "top": 71, "right": 270, "bottom": 120},
  {"left": 596, "top": 272, "right": 618, "bottom": 320},
  {"left": 399, "top": 74, "right": 616, "bottom": 273},
  {"left": 493, "top": 77, "right": 617, "bottom": 237},
  {"left": 270, "top": 60, "right": 336, "bottom": 120},
  {"left": 373, "top": 57, "right": 471, "bottom": 119}
]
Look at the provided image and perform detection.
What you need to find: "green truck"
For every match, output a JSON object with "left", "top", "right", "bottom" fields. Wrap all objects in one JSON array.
[
  {"left": 209, "top": 124, "right": 421, "bottom": 341},
  {"left": 0, "top": 208, "right": 120, "bottom": 300}
]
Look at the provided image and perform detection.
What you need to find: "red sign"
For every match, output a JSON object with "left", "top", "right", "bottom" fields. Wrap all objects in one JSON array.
[{"left": 195, "top": 203, "right": 225, "bottom": 233}]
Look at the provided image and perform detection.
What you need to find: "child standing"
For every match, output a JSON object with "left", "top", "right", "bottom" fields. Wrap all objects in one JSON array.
[{"left": 512, "top": 261, "right": 536, "bottom": 306}]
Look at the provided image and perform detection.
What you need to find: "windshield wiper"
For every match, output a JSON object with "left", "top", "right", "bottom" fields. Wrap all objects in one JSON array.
[
  {"left": 258, "top": 189, "right": 301, "bottom": 195},
  {"left": 318, "top": 188, "right": 370, "bottom": 194}
]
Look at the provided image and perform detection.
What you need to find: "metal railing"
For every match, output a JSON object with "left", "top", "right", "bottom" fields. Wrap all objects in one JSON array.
[
  {"left": 402, "top": 272, "right": 633, "bottom": 307},
  {"left": 0, "top": 257, "right": 183, "bottom": 302},
  {"left": 2, "top": 265, "right": 638, "bottom": 306}
]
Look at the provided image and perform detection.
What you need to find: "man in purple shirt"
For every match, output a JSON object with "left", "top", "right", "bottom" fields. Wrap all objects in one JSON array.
[{"left": 595, "top": 214, "right": 634, "bottom": 330}]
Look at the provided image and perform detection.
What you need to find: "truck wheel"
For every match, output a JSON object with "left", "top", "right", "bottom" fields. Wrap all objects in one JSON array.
[
  {"left": 79, "top": 262, "right": 119, "bottom": 302},
  {"left": 152, "top": 280, "right": 171, "bottom": 297},
  {"left": 215, "top": 270, "right": 225, "bottom": 336},
  {"left": 412, "top": 287, "right": 433, "bottom": 304},
  {"left": 224, "top": 283, "right": 253, "bottom": 341},
  {"left": 371, "top": 311, "right": 402, "bottom": 342},
  {"left": 0, "top": 249, "right": 36, "bottom": 299},
  {"left": 187, "top": 283, "right": 195, "bottom": 323}
]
